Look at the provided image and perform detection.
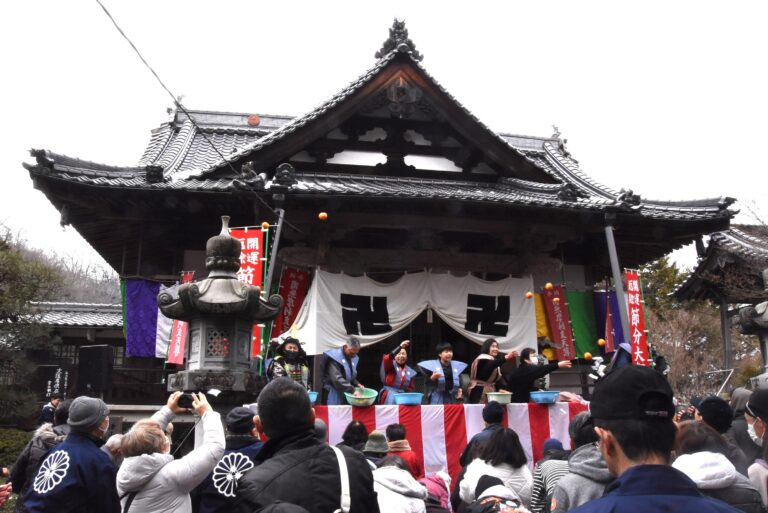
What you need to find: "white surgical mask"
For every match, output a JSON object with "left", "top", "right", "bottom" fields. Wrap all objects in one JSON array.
[
  {"left": 748, "top": 421, "right": 764, "bottom": 447},
  {"left": 528, "top": 357, "right": 539, "bottom": 365}
]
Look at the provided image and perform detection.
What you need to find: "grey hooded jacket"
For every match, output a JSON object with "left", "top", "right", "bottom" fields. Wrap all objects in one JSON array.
[
  {"left": 550, "top": 443, "right": 612, "bottom": 513},
  {"left": 116, "top": 406, "right": 224, "bottom": 513}
]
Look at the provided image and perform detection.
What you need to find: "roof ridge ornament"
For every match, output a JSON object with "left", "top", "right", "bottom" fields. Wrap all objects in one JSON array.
[{"left": 375, "top": 19, "right": 423, "bottom": 62}]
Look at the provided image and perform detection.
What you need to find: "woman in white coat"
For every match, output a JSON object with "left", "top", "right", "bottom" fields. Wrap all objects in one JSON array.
[
  {"left": 116, "top": 391, "right": 225, "bottom": 513},
  {"left": 373, "top": 455, "right": 428, "bottom": 513},
  {"left": 459, "top": 428, "right": 532, "bottom": 507}
]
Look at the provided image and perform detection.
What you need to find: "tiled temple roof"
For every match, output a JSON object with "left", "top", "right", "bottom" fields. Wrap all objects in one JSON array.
[
  {"left": 24, "top": 38, "right": 736, "bottom": 223},
  {"left": 30, "top": 302, "right": 123, "bottom": 328}
]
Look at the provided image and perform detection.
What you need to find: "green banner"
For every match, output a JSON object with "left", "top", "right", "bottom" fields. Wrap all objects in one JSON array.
[{"left": 566, "top": 290, "right": 599, "bottom": 357}]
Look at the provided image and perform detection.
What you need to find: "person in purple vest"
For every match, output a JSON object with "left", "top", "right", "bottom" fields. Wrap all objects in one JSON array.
[
  {"left": 418, "top": 342, "right": 469, "bottom": 405},
  {"left": 379, "top": 340, "right": 418, "bottom": 405},
  {"left": 322, "top": 337, "right": 364, "bottom": 405}
]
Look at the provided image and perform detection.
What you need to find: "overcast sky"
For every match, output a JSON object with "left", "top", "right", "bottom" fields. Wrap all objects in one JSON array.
[{"left": 1, "top": 1, "right": 765, "bottom": 272}]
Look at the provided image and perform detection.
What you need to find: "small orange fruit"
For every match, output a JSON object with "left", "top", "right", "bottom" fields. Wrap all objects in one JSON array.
[
  {"left": 261, "top": 221, "right": 270, "bottom": 230},
  {"left": 597, "top": 338, "right": 606, "bottom": 347},
  {"left": 318, "top": 212, "right": 328, "bottom": 221},
  {"left": 552, "top": 297, "right": 560, "bottom": 303},
  {"left": 544, "top": 282, "right": 554, "bottom": 291},
  {"left": 583, "top": 352, "right": 593, "bottom": 360},
  {"left": 525, "top": 291, "right": 534, "bottom": 299}
]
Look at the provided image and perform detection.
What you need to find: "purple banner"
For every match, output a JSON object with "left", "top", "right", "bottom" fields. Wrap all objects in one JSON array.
[{"left": 125, "top": 279, "right": 161, "bottom": 357}]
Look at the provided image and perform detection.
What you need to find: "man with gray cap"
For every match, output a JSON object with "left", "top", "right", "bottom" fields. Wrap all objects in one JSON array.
[{"left": 23, "top": 396, "right": 120, "bottom": 513}]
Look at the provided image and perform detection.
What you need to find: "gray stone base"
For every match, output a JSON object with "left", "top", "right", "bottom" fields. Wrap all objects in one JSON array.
[{"left": 167, "top": 369, "right": 262, "bottom": 393}]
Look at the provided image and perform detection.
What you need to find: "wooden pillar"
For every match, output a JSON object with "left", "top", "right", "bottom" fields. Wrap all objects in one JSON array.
[{"left": 720, "top": 298, "right": 732, "bottom": 370}]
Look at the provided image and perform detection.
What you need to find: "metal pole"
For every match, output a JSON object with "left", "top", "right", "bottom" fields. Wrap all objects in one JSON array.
[
  {"left": 720, "top": 298, "right": 732, "bottom": 370},
  {"left": 604, "top": 224, "right": 631, "bottom": 344},
  {"left": 264, "top": 208, "right": 285, "bottom": 298}
]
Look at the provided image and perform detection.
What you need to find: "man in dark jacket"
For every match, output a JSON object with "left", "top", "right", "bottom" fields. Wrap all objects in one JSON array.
[
  {"left": 11, "top": 399, "right": 72, "bottom": 508},
  {"left": 195, "top": 406, "right": 263, "bottom": 513},
  {"left": 37, "top": 393, "right": 62, "bottom": 425},
  {"left": 696, "top": 396, "right": 750, "bottom": 475},
  {"left": 22, "top": 396, "right": 120, "bottom": 513},
  {"left": 728, "top": 388, "right": 762, "bottom": 465},
  {"left": 235, "top": 378, "right": 379, "bottom": 513},
  {"left": 501, "top": 348, "right": 571, "bottom": 403},
  {"left": 459, "top": 401, "right": 503, "bottom": 467},
  {"left": 570, "top": 365, "right": 740, "bottom": 513}
]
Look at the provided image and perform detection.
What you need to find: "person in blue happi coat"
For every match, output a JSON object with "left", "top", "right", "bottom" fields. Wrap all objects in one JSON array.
[
  {"left": 194, "top": 406, "right": 263, "bottom": 513},
  {"left": 23, "top": 396, "right": 120, "bottom": 513},
  {"left": 418, "top": 342, "right": 468, "bottom": 405},
  {"left": 378, "top": 340, "right": 418, "bottom": 405},
  {"left": 322, "top": 337, "right": 365, "bottom": 405}
]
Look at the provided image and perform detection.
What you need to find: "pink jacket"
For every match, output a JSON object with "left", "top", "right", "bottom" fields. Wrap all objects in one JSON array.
[{"left": 419, "top": 473, "right": 452, "bottom": 512}]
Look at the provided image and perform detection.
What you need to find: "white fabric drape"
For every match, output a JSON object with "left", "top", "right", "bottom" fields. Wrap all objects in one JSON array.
[{"left": 293, "top": 270, "right": 536, "bottom": 355}]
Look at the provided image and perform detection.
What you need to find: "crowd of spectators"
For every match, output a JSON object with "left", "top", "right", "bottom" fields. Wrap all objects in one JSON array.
[{"left": 7, "top": 365, "right": 768, "bottom": 513}]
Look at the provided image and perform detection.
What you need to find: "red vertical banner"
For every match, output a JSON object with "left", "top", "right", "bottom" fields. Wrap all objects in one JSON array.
[
  {"left": 603, "top": 294, "right": 616, "bottom": 353},
  {"left": 542, "top": 285, "right": 576, "bottom": 360},
  {"left": 230, "top": 227, "right": 266, "bottom": 358},
  {"left": 271, "top": 267, "right": 310, "bottom": 338},
  {"left": 167, "top": 271, "right": 195, "bottom": 365},
  {"left": 625, "top": 270, "right": 650, "bottom": 366}
]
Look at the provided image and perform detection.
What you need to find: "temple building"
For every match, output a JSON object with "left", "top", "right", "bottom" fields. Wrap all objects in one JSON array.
[{"left": 24, "top": 21, "right": 736, "bottom": 401}]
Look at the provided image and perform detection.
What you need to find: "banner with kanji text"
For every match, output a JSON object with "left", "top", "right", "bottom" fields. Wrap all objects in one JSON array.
[
  {"left": 542, "top": 285, "right": 576, "bottom": 360},
  {"left": 272, "top": 267, "right": 310, "bottom": 338},
  {"left": 230, "top": 227, "right": 266, "bottom": 357},
  {"left": 166, "top": 271, "right": 195, "bottom": 365},
  {"left": 625, "top": 270, "right": 650, "bottom": 366}
]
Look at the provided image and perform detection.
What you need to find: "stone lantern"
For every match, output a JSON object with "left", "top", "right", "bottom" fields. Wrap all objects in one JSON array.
[{"left": 158, "top": 216, "right": 283, "bottom": 393}]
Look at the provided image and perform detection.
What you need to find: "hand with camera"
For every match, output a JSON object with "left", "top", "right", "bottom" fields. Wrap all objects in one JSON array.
[
  {"left": 167, "top": 391, "right": 188, "bottom": 414},
  {"left": 191, "top": 392, "right": 212, "bottom": 416}
]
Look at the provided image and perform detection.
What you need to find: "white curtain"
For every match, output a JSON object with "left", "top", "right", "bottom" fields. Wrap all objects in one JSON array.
[{"left": 293, "top": 270, "right": 536, "bottom": 355}]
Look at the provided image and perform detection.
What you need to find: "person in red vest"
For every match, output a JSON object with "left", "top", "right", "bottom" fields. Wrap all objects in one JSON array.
[{"left": 379, "top": 340, "right": 417, "bottom": 405}]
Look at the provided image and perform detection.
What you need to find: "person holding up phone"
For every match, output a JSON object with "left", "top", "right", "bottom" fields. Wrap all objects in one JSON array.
[{"left": 116, "top": 391, "right": 225, "bottom": 513}]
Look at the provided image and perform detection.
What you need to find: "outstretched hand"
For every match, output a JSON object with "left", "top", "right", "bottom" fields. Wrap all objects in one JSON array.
[
  {"left": 558, "top": 360, "right": 573, "bottom": 369},
  {"left": 167, "top": 391, "right": 187, "bottom": 414},
  {"left": 505, "top": 350, "right": 519, "bottom": 361},
  {"left": 191, "top": 392, "right": 212, "bottom": 416},
  {"left": 401, "top": 340, "right": 410, "bottom": 349},
  {"left": 430, "top": 371, "right": 443, "bottom": 381}
]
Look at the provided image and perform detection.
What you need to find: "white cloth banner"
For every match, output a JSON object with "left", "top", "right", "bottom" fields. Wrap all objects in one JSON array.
[{"left": 294, "top": 270, "right": 536, "bottom": 355}]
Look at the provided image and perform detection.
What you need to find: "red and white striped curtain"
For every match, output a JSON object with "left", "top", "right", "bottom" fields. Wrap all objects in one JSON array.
[{"left": 312, "top": 403, "right": 588, "bottom": 481}]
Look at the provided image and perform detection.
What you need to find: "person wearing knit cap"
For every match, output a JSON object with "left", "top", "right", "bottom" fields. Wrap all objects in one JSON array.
[
  {"left": 363, "top": 430, "right": 389, "bottom": 469},
  {"left": 22, "top": 396, "right": 120, "bottom": 513},
  {"left": 460, "top": 401, "right": 505, "bottom": 466},
  {"left": 194, "top": 406, "right": 263, "bottom": 513},
  {"left": 747, "top": 389, "right": 768, "bottom": 506}
]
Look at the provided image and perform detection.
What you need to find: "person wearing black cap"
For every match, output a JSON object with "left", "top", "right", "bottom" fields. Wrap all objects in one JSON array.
[
  {"left": 459, "top": 401, "right": 505, "bottom": 467},
  {"left": 696, "top": 396, "right": 749, "bottom": 475},
  {"left": 268, "top": 337, "right": 311, "bottom": 390},
  {"left": 418, "top": 342, "right": 469, "bottom": 404},
  {"left": 22, "top": 396, "right": 120, "bottom": 513},
  {"left": 235, "top": 377, "right": 379, "bottom": 513},
  {"left": 746, "top": 388, "right": 768, "bottom": 507},
  {"left": 569, "top": 365, "right": 740, "bottom": 513},
  {"left": 193, "top": 406, "right": 263, "bottom": 513}
]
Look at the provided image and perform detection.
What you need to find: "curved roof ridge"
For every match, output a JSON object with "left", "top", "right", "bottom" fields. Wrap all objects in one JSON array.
[
  {"left": 24, "top": 150, "right": 145, "bottom": 178},
  {"left": 138, "top": 123, "right": 174, "bottom": 166},
  {"left": 542, "top": 142, "right": 617, "bottom": 199},
  {"left": 158, "top": 120, "right": 197, "bottom": 178},
  {"left": 199, "top": 51, "right": 400, "bottom": 176}
]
